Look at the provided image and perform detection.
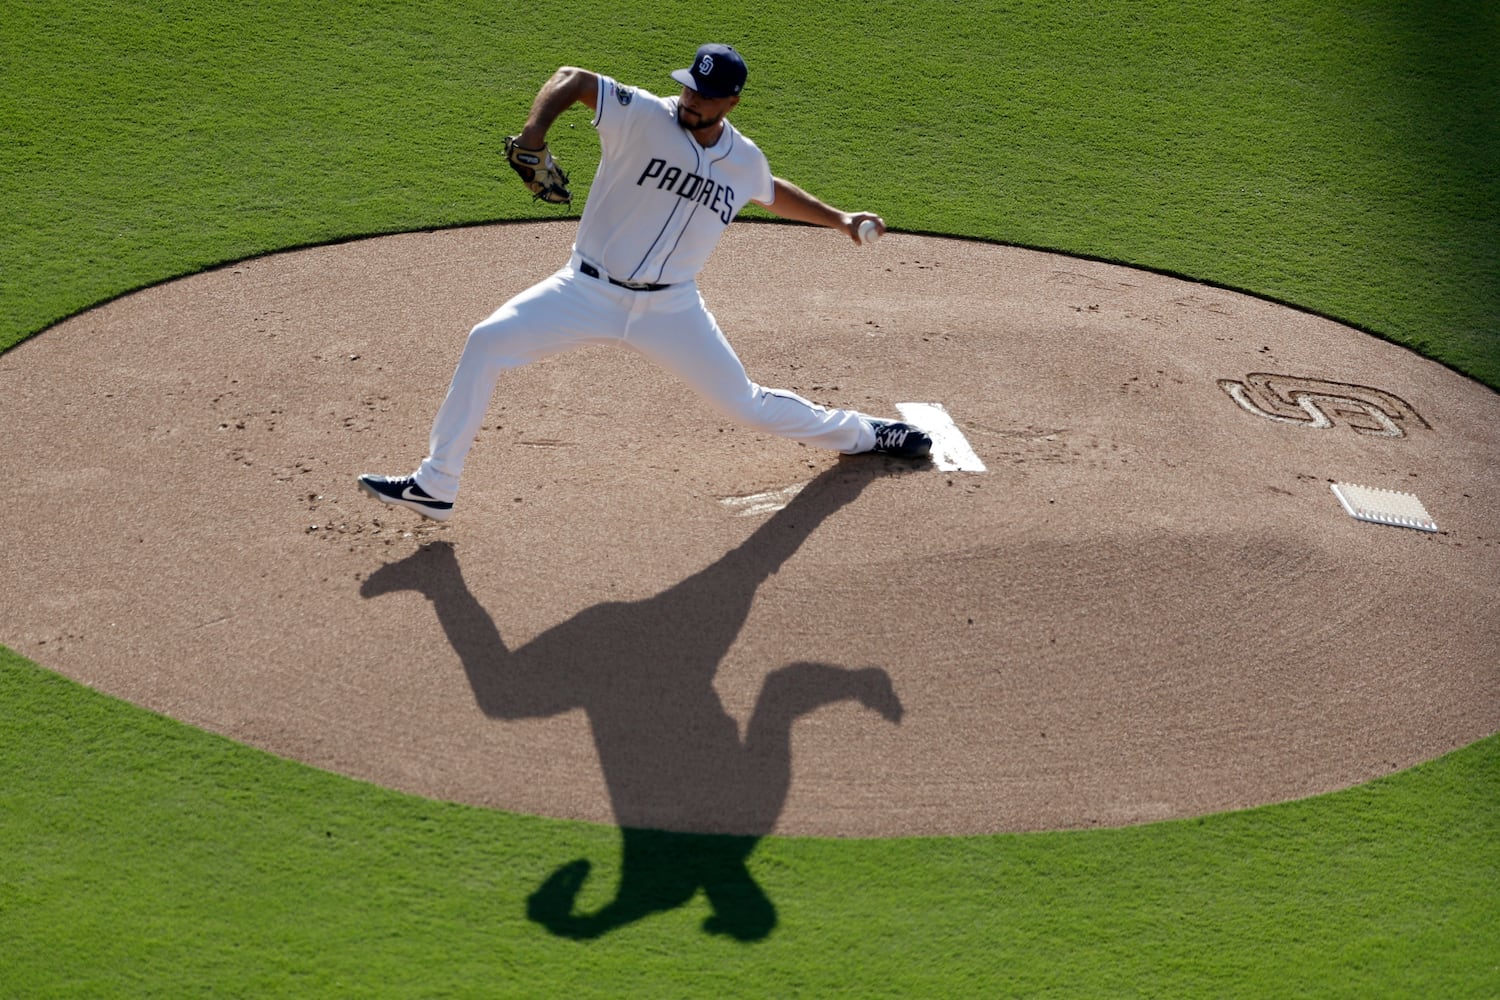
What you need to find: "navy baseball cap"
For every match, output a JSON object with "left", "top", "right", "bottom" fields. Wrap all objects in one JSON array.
[{"left": 670, "top": 43, "right": 747, "bottom": 98}]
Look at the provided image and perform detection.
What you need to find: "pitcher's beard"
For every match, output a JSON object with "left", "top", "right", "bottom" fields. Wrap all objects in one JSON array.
[{"left": 677, "top": 107, "right": 725, "bottom": 132}]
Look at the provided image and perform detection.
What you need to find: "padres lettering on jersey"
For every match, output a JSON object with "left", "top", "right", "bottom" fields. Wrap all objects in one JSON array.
[
  {"left": 574, "top": 76, "right": 774, "bottom": 286},
  {"left": 635, "top": 158, "right": 737, "bottom": 224}
]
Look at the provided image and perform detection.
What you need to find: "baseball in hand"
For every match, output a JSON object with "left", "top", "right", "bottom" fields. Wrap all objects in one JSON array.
[{"left": 857, "top": 219, "right": 881, "bottom": 245}]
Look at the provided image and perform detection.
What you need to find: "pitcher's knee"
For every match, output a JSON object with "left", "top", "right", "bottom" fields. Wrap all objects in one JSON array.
[
  {"left": 727, "top": 385, "right": 810, "bottom": 428},
  {"left": 716, "top": 384, "right": 771, "bottom": 425},
  {"left": 466, "top": 313, "right": 511, "bottom": 350},
  {"left": 460, "top": 311, "right": 533, "bottom": 368}
]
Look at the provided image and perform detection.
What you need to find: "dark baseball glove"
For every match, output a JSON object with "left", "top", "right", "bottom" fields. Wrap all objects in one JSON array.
[{"left": 505, "top": 135, "right": 571, "bottom": 204}]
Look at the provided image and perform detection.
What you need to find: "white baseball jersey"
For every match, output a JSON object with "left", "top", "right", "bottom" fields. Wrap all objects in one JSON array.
[{"left": 574, "top": 76, "right": 775, "bottom": 286}]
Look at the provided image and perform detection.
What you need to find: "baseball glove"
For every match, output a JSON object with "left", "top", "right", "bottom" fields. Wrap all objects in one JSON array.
[{"left": 504, "top": 135, "right": 571, "bottom": 204}]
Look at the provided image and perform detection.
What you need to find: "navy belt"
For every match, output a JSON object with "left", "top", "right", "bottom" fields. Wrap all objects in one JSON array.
[{"left": 580, "top": 261, "right": 672, "bottom": 292}]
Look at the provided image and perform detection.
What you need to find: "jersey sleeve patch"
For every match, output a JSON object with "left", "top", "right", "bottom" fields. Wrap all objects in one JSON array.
[{"left": 596, "top": 77, "right": 649, "bottom": 134}]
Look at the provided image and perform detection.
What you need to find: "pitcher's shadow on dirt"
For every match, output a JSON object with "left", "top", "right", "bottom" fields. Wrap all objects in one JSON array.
[{"left": 359, "top": 459, "right": 910, "bottom": 940}]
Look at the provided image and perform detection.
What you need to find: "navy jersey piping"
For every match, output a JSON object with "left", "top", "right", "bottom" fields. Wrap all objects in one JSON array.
[
  {"left": 625, "top": 104, "right": 702, "bottom": 281},
  {"left": 626, "top": 110, "right": 737, "bottom": 283},
  {"left": 649, "top": 130, "right": 737, "bottom": 283}
]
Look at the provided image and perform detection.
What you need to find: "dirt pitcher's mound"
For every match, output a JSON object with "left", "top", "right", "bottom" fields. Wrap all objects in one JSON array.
[{"left": 2, "top": 221, "right": 1496, "bottom": 836}]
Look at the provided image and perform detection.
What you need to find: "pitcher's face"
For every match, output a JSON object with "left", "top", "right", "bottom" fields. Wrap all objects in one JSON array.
[{"left": 677, "top": 88, "right": 739, "bottom": 133}]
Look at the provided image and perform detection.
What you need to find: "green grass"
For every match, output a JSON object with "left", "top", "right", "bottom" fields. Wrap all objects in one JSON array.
[{"left": 3, "top": 1, "right": 1497, "bottom": 995}]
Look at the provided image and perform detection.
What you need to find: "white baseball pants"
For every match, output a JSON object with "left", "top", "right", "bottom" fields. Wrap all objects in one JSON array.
[{"left": 414, "top": 254, "right": 875, "bottom": 502}]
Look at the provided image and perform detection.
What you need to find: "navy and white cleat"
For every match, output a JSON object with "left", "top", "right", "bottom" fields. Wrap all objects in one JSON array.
[
  {"left": 357, "top": 474, "right": 454, "bottom": 522},
  {"left": 867, "top": 420, "right": 932, "bottom": 459}
]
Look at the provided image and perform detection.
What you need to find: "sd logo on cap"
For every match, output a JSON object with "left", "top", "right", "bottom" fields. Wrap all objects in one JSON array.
[{"left": 670, "top": 43, "right": 748, "bottom": 98}]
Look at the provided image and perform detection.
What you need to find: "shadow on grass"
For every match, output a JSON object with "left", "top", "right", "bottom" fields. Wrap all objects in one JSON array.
[{"left": 360, "top": 459, "right": 909, "bottom": 940}]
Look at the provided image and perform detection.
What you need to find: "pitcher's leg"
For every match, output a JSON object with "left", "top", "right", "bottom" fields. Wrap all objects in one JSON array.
[
  {"left": 414, "top": 318, "right": 509, "bottom": 502},
  {"left": 629, "top": 298, "right": 875, "bottom": 453},
  {"left": 416, "top": 274, "right": 602, "bottom": 501}
]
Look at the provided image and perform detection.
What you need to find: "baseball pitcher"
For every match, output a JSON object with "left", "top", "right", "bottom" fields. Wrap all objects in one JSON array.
[{"left": 360, "top": 43, "right": 931, "bottom": 522}]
